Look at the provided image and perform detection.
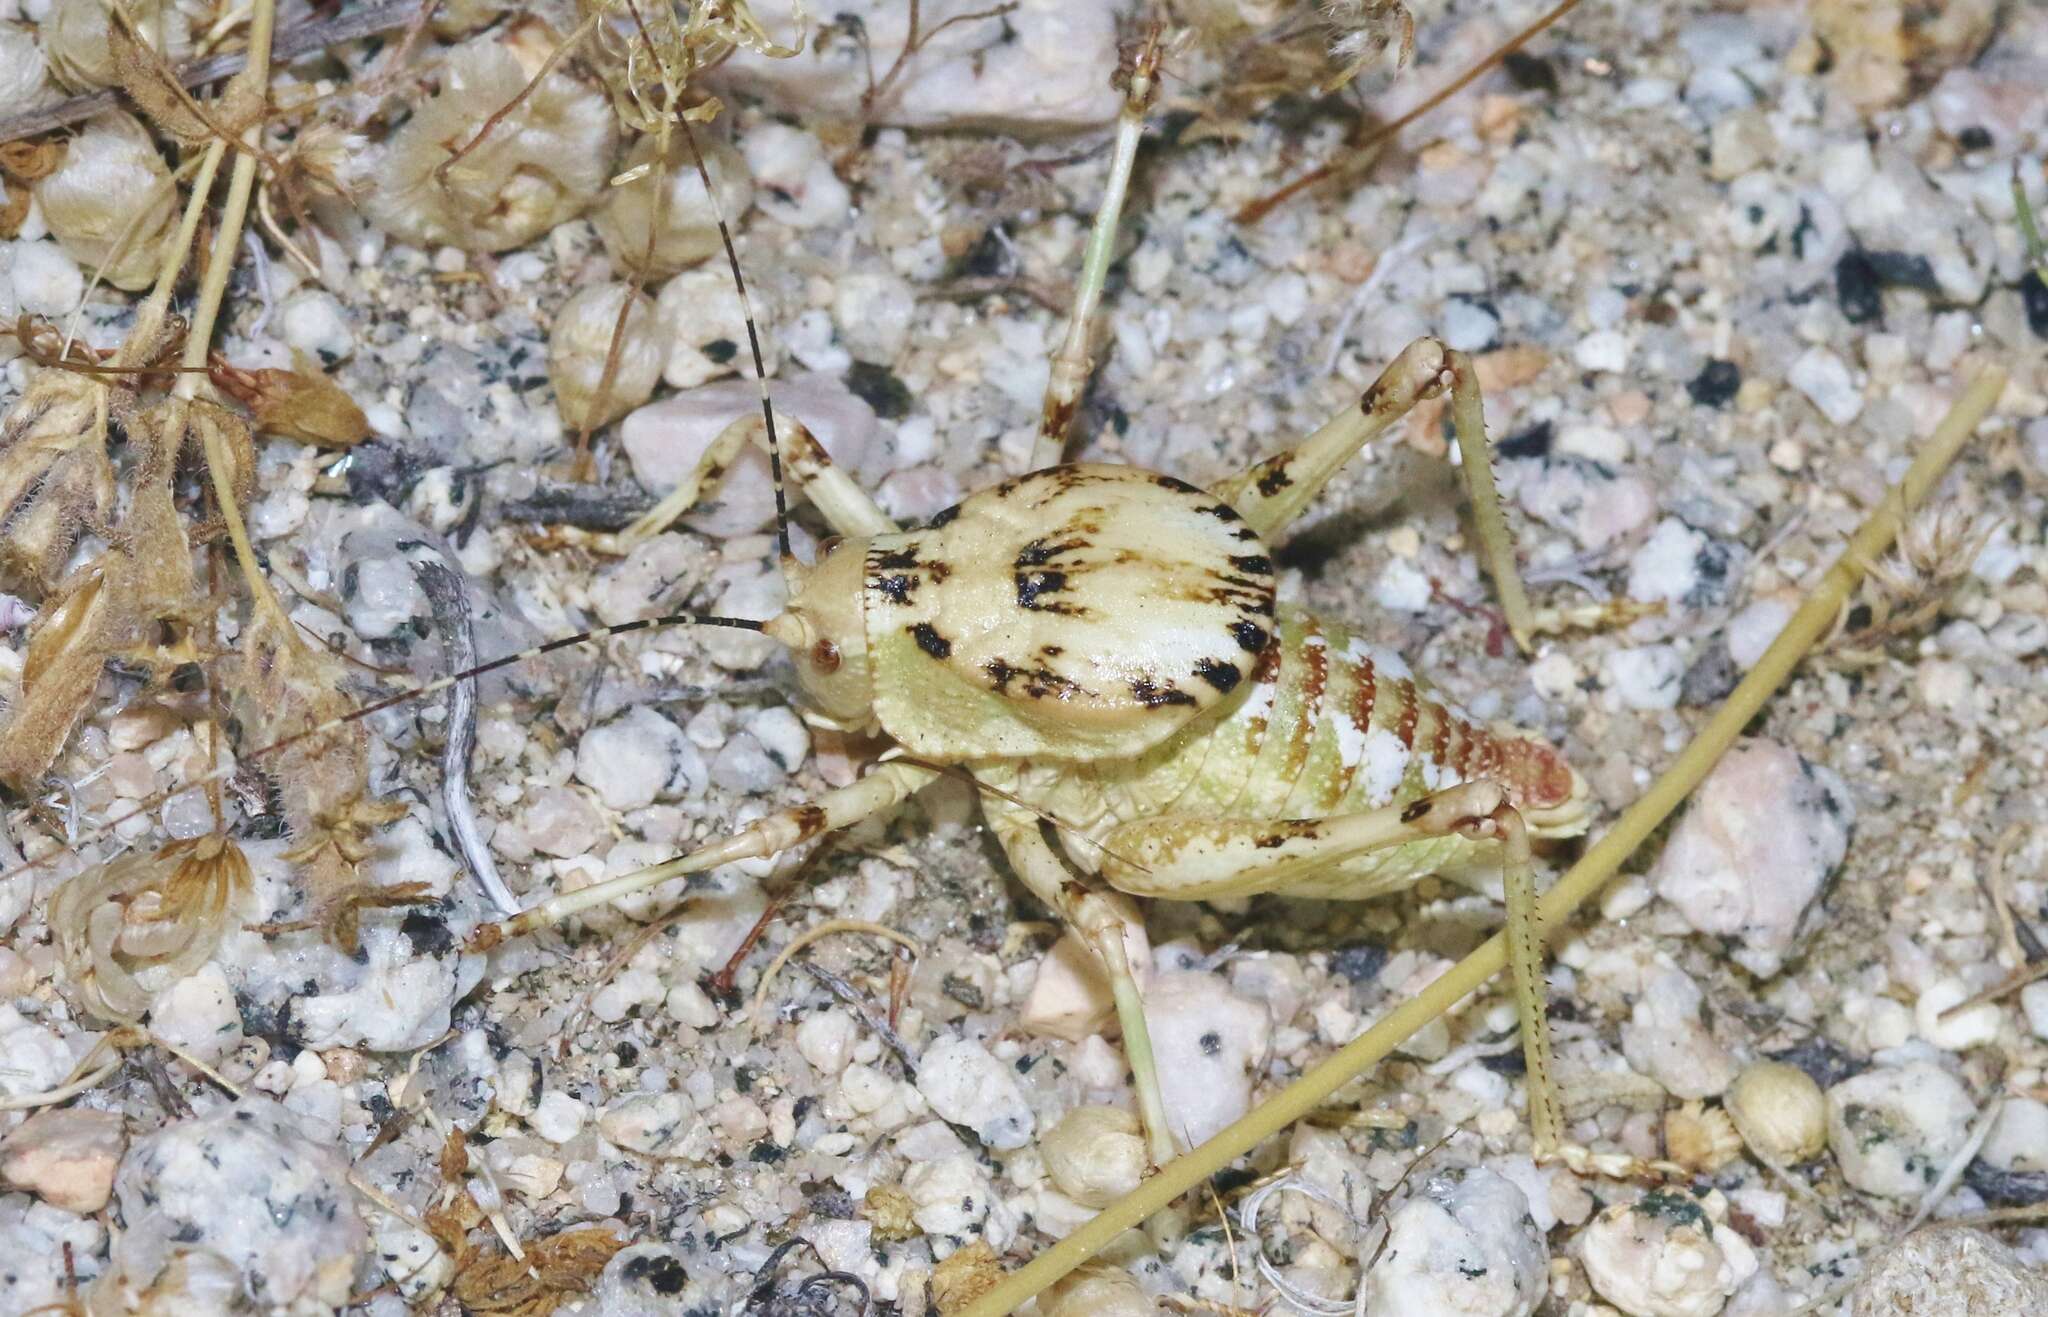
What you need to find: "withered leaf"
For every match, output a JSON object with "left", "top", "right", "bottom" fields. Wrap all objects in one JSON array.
[
  {"left": 212, "top": 350, "right": 370, "bottom": 448},
  {"left": 0, "top": 369, "right": 113, "bottom": 594},
  {"left": 0, "top": 557, "right": 136, "bottom": 788},
  {"left": 107, "top": 18, "right": 213, "bottom": 146}
]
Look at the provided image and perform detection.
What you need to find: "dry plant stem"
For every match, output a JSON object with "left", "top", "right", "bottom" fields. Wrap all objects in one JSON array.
[
  {"left": 0, "top": 1, "right": 421, "bottom": 143},
  {"left": 179, "top": 0, "right": 291, "bottom": 639},
  {"left": 1236, "top": 0, "right": 1586, "bottom": 226},
  {"left": 960, "top": 364, "right": 2007, "bottom": 1317}
]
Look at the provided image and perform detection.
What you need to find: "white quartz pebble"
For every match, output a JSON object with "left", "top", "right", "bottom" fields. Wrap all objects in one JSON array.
[
  {"left": 1364, "top": 1168, "right": 1547, "bottom": 1317},
  {"left": 915, "top": 1035, "right": 1035, "bottom": 1150},
  {"left": 1652, "top": 739, "right": 1853, "bottom": 976},
  {"left": 1579, "top": 1189, "right": 1759, "bottom": 1317},
  {"left": 1826, "top": 1061, "right": 1977, "bottom": 1198},
  {"left": 1144, "top": 970, "right": 1271, "bottom": 1148}
]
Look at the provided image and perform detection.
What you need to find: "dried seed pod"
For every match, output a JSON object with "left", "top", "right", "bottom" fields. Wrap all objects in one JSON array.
[
  {"left": 0, "top": 21, "right": 56, "bottom": 110},
  {"left": 1664, "top": 1100, "right": 1742, "bottom": 1174},
  {"left": 1039, "top": 1105, "right": 1146, "bottom": 1208},
  {"left": 43, "top": 0, "right": 192, "bottom": 91},
  {"left": 1726, "top": 1060, "right": 1828, "bottom": 1165},
  {"left": 594, "top": 131, "right": 754, "bottom": 279},
  {"left": 1043, "top": 1263, "right": 1158, "bottom": 1317},
  {"left": 548, "top": 283, "right": 664, "bottom": 432},
  {"left": 36, "top": 110, "right": 181, "bottom": 291},
  {"left": 0, "top": 367, "right": 114, "bottom": 593},
  {"left": 363, "top": 36, "right": 616, "bottom": 253}
]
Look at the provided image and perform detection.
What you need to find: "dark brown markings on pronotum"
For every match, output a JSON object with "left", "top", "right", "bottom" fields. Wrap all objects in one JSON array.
[
  {"left": 872, "top": 546, "right": 920, "bottom": 571},
  {"left": 1015, "top": 571, "right": 1085, "bottom": 616},
  {"left": 1129, "top": 678, "right": 1197, "bottom": 709},
  {"left": 1256, "top": 464, "right": 1294, "bottom": 497},
  {"left": 1232, "top": 621, "right": 1270, "bottom": 653},
  {"left": 923, "top": 503, "right": 962, "bottom": 529},
  {"left": 985, "top": 659, "right": 1084, "bottom": 701},
  {"left": 876, "top": 574, "right": 917, "bottom": 604},
  {"left": 1014, "top": 536, "right": 1086, "bottom": 568},
  {"left": 1229, "top": 554, "right": 1274, "bottom": 576},
  {"left": 909, "top": 623, "right": 952, "bottom": 659},
  {"left": 1197, "top": 503, "right": 1242, "bottom": 523},
  {"left": 1153, "top": 473, "right": 1203, "bottom": 495},
  {"left": 1193, "top": 658, "right": 1241, "bottom": 694}
]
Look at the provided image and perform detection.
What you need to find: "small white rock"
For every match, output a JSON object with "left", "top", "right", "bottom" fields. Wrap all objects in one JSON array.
[
  {"left": 2021, "top": 980, "right": 2048, "bottom": 1041},
  {"left": 1441, "top": 299, "right": 1501, "bottom": 352},
  {"left": 0, "top": 1006, "right": 71, "bottom": 1099},
  {"left": 1914, "top": 977, "right": 2001, "bottom": 1050},
  {"left": 1826, "top": 1061, "right": 1978, "bottom": 1198},
  {"left": 529, "top": 1090, "right": 587, "bottom": 1144},
  {"left": 1145, "top": 970, "right": 1271, "bottom": 1148},
  {"left": 915, "top": 1035, "right": 1035, "bottom": 1150},
  {"left": 1619, "top": 965, "right": 1740, "bottom": 1099},
  {"left": 1980, "top": 1097, "right": 2048, "bottom": 1174},
  {"left": 598, "top": 1092, "right": 693, "bottom": 1155},
  {"left": 150, "top": 963, "right": 244, "bottom": 1064},
  {"left": 1652, "top": 739, "right": 1853, "bottom": 976},
  {"left": 1724, "top": 594, "right": 1796, "bottom": 670},
  {"left": 1579, "top": 1189, "right": 1759, "bottom": 1317},
  {"left": 1788, "top": 347, "right": 1863, "bottom": 425},
  {"left": 1574, "top": 329, "right": 1631, "bottom": 373},
  {"left": 574, "top": 706, "right": 694, "bottom": 812},
  {"left": 796, "top": 1008, "right": 857, "bottom": 1074},
  {"left": 739, "top": 121, "right": 850, "bottom": 230},
  {"left": 1603, "top": 644, "right": 1685, "bottom": 710},
  {"left": 902, "top": 1151, "right": 995, "bottom": 1236},
  {"left": 279, "top": 289, "right": 354, "bottom": 363},
  {"left": 9, "top": 240, "right": 83, "bottom": 316},
  {"left": 1363, "top": 1168, "right": 1547, "bottom": 1317}
]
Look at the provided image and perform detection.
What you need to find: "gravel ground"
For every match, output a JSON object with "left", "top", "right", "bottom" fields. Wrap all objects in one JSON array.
[{"left": 1, "top": 1, "right": 2046, "bottom": 1314}]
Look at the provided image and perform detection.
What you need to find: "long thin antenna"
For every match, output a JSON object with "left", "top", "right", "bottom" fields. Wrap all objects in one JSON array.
[{"left": 676, "top": 115, "right": 794, "bottom": 569}]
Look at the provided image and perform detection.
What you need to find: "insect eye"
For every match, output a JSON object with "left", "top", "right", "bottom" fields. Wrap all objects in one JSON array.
[
  {"left": 817, "top": 535, "right": 843, "bottom": 558},
  {"left": 811, "top": 639, "right": 841, "bottom": 673}
]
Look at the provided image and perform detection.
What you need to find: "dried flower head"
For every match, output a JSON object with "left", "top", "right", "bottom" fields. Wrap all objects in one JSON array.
[
  {"left": 1664, "top": 1101, "right": 1743, "bottom": 1174},
  {"left": 1833, "top": 500, "right": 1995, "bottom": 662},
  {"left": 363, "top": 36, "right": 618, "bottom": 253},
  {"left": 36, "top": 110, "right": 182, "bottom": 291},
  {"left": 50, "top": 834, "right": 252, "bottom": 1022}
]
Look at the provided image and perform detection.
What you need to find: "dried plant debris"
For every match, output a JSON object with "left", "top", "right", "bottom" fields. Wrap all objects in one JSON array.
[
  {"left": 48, "top": 834, "right": 249, "bottom": 1022},
  {"left": 425, "top": 1126, "right": 629, "bottom": 1316},
  {"left": 0, "top": 0, "right": 2043, "bottom": 1313}
]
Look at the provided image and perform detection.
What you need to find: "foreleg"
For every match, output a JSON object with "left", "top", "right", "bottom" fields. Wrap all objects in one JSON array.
[
  {"left": 620, "top": 412, "right": 899, "bottom": 549},
  {"left": 471, "top": 761, "right": 935, "bottom": 949}
]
